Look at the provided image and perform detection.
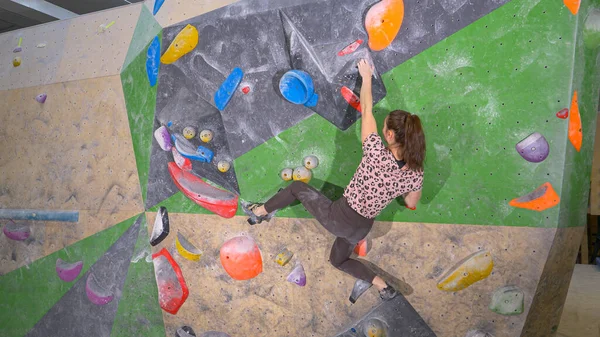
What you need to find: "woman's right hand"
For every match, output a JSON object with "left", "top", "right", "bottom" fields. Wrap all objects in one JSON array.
[{"left": 357, "top": 59, "right": 373, "bottom": 79}]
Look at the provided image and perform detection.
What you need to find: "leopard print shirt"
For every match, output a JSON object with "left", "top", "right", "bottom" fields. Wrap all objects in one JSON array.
[{"left": 343, "top": 132, "right": 424, "bottom": 219}]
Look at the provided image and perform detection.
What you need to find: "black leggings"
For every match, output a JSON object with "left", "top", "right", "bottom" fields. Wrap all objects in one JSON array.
[{"left": 264, "top": 181, "right": 377, "bottom": 283}]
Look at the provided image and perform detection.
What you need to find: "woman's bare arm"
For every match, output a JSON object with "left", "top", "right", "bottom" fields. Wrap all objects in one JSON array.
[{"left": 358, "top": 59, "right": 377, "bottom": 143}]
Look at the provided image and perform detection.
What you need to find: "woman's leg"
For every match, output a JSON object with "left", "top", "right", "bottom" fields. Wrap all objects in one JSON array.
[
  {"left": 329, "top": 237, "right": 377, "bottom": 283},
  {"left": 260, "top": 181, "right": 333, "bottom": 225}
]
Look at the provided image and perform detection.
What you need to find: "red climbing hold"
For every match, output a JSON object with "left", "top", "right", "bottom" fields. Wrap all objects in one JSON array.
[
  {"left": 153, "top": 248, "right": 189, "bottom": 315},
  {"left": 341, "top": 86, "right": 362, "bottom": 113},
  {"left": 556, "top": 108, "right": 569, "bottom": 119},
  {"left": 354, "top": 239, "right": 368, "bottom": 257},
  {"left": 220, "top": 236, "right": 262, "bottom": 281},
  {"left": 338, "top": 39, "right": 364, "bottom": 56},
  {"left": 241, "top": 86, "right": 250, "bottom": 94}
]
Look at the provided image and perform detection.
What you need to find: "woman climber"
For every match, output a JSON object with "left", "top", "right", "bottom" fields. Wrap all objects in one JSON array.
[{"left": 244, "top": 59, "right": 426, "bottom": 301}]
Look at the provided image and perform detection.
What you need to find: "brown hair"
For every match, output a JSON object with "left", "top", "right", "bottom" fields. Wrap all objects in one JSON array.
[{"left": 385, "top": 110, "right": 426, "bottom": 171}]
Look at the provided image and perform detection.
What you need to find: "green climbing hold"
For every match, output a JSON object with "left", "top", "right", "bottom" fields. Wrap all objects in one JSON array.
[{"left": 489, "top": 285, "right": 524, "bottom": 315}]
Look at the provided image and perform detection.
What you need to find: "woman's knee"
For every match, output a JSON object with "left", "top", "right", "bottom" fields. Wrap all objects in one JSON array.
[
  {"left": 290, "top": 180, "right": 307, "bottom": 191},
  {"left": 329, "top": 251, "right": 346, "bottom": 269}
]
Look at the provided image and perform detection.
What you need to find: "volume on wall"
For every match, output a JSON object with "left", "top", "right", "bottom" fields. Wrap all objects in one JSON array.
[{"left": 0, "top": 0, "right": 599, "bottom": 337}]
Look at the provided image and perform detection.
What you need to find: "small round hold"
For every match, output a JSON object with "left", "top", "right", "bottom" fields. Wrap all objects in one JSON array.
[
  {"left": 200, "top": 129, "right": 213, "bottom": 143},
  {"left": 292, "top": 166, "right": 312, "bottom": 183},
  {"left": 35, "top": 93, "right": 47, "bottom": 103},
  {"left": 280, "top": 168, "right": 293, "bottom": 181},
  {"left": 13, "top": 56, "right": 21, "bottom": 67},
  {"left": 303, "top": 155, "right": 319, "bottom": 169},
  {"left": 183, "top": 126, "right": 196, "bottom": 139},
  {"left": 217, "top": 161, "right": 231, "bottom": 173}
]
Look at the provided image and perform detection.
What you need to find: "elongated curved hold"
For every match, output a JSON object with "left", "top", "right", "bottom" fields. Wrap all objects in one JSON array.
[
  {"left": 287, "top": 263, "right": 306, "bottom": 286},
  {"left": 86, "top": 273, "right": 114, "bottom": 305},
  {"left": 509, "top": 182, "right": 560, "bottom": 211},
  {"left": 146, "top": 36, "right": 160, "bottom": 87},
  {"left": 568, "top": 91, "right": 582, "bottom": 152},
  {"left": 35, "top": 93, "right": 47, "bottom": 103},
  {"left": 172, "top": 133, "right": 214, "bottom": 163},
  {"left": 172, "top": 147, "right": 192, "bottom": 170},
  {"left": 341, "top": 86, "right": 362, "bottom": 113},
  {"left": 220, "top": 236, "right": 262, "bottom": 280},
  {"left": 556, "top": 108, "right": 568, "bottom": 119},
  {"left": 153, "top": 248, "right": 189, "bottom": 314},
  {"left": 154, "top": 126, "right": 172, "bottom": 151},
  {"left": 338, "top": 39, "right": 364, "bottom": 56},
  {"left": 161, "top": 24, "right": 198, "bottom": 64},
  {"left": 168, "top": 162, "right": 238, "bottom": 218},
  {"left": 363, "top": 318, "right": 387, "bottom": 337},
  {"left": 489, "top": 285, "right": 524, "bottom": 315},
  {"left": 150, "top": 206, "right": 169, "bottom": 246},
  {"left": 176, "top": 232, "right": 202, "bottom": 261},
  {"left": 515, "top": 132, "right": 549, "bottom": 163},
  {"left": 275, "top": 248, "right": 293, "bottom": 266},
  {"left": 176, "top": 326, "right": 196, "bottom": 337},
  {"left": 437, "top": 250, "right": 493, "bottom": 292},
  {"left": 349, "top": 279, "right": 372, "bottom": 303},
  {"left": 563, "top": 0, "right": 580, "bottom": 15},
  {"left": 354, "top": 239, "right": 368, "bottom": 257},
  {"left": 214, "top": 68, "right": 244, "bottom": 111},
  {"left": 152, "top": 0, "right": 165, "bottom": 15},
  {"left": 365, "top": 0, "right": 405, "bottom": 51},
  {"left": 56, "top": 258, "right": 83, "bottom": 282},
  {"left": 3, "top": 220, "right": 30, "bottom": 241}
]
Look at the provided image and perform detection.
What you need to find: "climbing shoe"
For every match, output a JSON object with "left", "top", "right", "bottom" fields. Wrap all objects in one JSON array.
[
  {"left": 242, "top": 202, "right": 274, "bottom": 225},
  {"left": 379, "top": 283, "right": 398, "bottom": 301}
]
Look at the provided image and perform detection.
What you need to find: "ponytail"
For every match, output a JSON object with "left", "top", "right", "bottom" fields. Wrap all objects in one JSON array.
[{"left": 386, "top": 110, "right": 426, "bottom": 171}]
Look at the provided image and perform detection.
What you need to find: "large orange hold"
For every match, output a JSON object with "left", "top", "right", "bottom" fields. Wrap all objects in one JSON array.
[
  {"left": 220, "top": 236, "right": 263, "bottom": 280},
  {"left": 365, "top": 0, "right": 405, "bottom": 51},
  {"left": 509, "top": 182, "right": 560, "bottom": 211},
  {"left": 354, "top": 239, "right": 368, "bottom": 257},
  {"left": 563, "top": 0, "right": 581, "bottom": 15},
  {"left": 568, "top": 91, "right": 582, "bottom": 152}
]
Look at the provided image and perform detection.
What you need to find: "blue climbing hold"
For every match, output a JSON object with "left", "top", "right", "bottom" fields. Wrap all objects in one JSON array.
[
  {"left": 279, "top": 70, "right": 318, "bottom": 108},
  {"left": 146, "top": 36, "right": 160, "bottom": 87},
  {"left": 153, "top": 0, "right": 165, "bottom": 15},
  {"left": 171, "top": 134, "right": 214, "bottom": 163},
  {"left": 214, "top": 68, "right": 244, "bottom": 111}
]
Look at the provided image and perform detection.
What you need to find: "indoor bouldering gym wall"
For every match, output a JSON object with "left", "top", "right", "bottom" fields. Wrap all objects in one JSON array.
[{"left": 1, "top": 0, "right": 599, "bottom": 336}]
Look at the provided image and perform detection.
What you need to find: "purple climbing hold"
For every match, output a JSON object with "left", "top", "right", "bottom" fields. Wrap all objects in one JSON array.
[
  {"left": 55, "top": 258, "right": 83, "bottom": 282},
  {"left": 85, "top": 272, "right": 114, "bottom": 305},
  {"left": 154, "top": 125, "right": 172, "bottom": 151},
  {"left": 35, "top": 93, "right": 47, "bottom": 103},
  {"left": 286, "top": 263, "right": 306, "bottom": 286},
  {"left": 2, "top": 220, "right": 30, "bottom": 241},
  {"left": 515, "top": 132, "right": 549, "bottom": 163}
]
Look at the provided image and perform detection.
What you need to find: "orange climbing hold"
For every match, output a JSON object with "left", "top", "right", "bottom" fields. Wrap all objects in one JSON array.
[
  {"left": 563, "top": 0, "right": 581, "bottom": 15},
  {"left": 509, "top": 182, "right": 560, "bottom": 211},
  {"left": 354, "top": 239, "right": 368, "bottom": 257},
  {"left": 220, "top": 236, "right": 263, "bottom": 281},
  {"left": 568, "top": 91, "right": 582, "bottom": 152},
  {"left": 365, "top": 0, "right": 405, "bottom": 51}
]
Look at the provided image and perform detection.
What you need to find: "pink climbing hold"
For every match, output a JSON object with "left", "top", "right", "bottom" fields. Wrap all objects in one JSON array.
[
  {"left": 56, "top": 258, "right": 83, "bottom": 282},
  {"left": 85, "top": 272, "right": 114, "bottom": 305},
  {"left": 338, "top": 39, "right": 364, "bottom": 56},
  {"left": 3, "top": 220, "right": 30, "bottom": 241}
]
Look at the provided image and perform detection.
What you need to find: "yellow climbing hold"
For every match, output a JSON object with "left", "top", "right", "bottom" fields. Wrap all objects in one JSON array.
[
  {"left": 160, "top": 24, "right": 199, "bottom": 64},
  {"left": 13, "top": 56, "right": 21, "bottom": 67},
  {"left": 175, "top": 232, "right": 202, "bottom": 261},
  {"left": 437, "top": 250, "right": 493, "bottom": 292}
]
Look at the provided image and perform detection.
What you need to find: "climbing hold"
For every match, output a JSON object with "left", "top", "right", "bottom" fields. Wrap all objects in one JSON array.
[
  {"left": 85, "top": 273, "right": 114, "bottom": 305},
  {"left": 465, "top": 330, "right": 494, "bottom": 337},
  {"left": 172, "top": 147, "right": 192, "bottom": 171},
  {"left": 341, "top": 86, "right": 362, "bottom": 113},
  {"left": 365, "top": 0, "right": 405, "bottom": 51},
  {"left": 153, "top": 0, "right": 166, "bottom": 15},
  {"left": 280, "top": 168, "right": 293, "bottom": 181},
  {"left": 161, "top": 24, "right": 198, "bottom": 64},
  {"left": 176, "top": 232, "right": 202, "bottom": 261},
  {"left": 489, "top": 285, "right": 524, "bottom": 315},
  {"left": 13, "top": 37, "right": 22, "bottom": 53},
  {"left": 363, "top": 318, "right": 387, "bottom": 337},
  {"left": 183, "top": 126, "right": 196, "bottom": 140},
  {"left": 2, "top": 220, "right": 30, "bottom": 241},
  {"left": 287, "top": 263, "right": 306, "bottom": 286},
  {"left": 150, "top": 206, "right": 169, "bottom": 246},
  {"left": 241, "top": 85, "right": 251, "bottom": 94},
  {"left": 292, "top": 166, "right": 312, "bottom": 183},
  {"left": 279, "top": 70, "right": 319, "bottom": 108},
  {"left": 200, "top": 129, "right": 213, "bottom": 143},
  {"left": 349, "top": 279, "right": 372, "bottom": 303},
  {"left": 220, "top": 236, "right": 263, "bottom": 280},
  {"left": 563, "top": 0, "right": 580, "bottom": 15},
  {"left": 354, "top": 239, "right": 368, "bottom": 257},
  {"left": 338, "top": 39, "right": 364, "bottom": 56},
  {"left": 515, "top": 132, "right": 549, "bottom": 163},
  {"left": 168, "top": 162, "right": 238, "bottom": 218},
  {"left": 146, "top": 36, "right": 160, "bottom": 87},
  {"left": 153, "top": 248, "right": 189, "bottom": 314},
  {"left": 556, "top": 108, "right": 569, "bottom": 119},
  {"left": 198, "top": 333, "right": 231, "bottom": 337},
  {"left": 97, "top": 21, "right": 115, "bottom": 34},
  {"left": 214, "top": 68, "right": 244, "bottom": 111},
  {"left": 36, "top": 43, "right": 46, "bottom": 48},
  {"left": 568, "top": 91, "right": 582, "bottom": 152},
  {"left": 217, "top": 161, "right": 231, "bottom": 173},
  {"left": 35, "top": 93, "right": 47, "bottom": 103},
  {"left": 509, "top": 182, "right": 560, "bottom": 211},
  {"left": 13, "top": 56, "right": 21, "bottom": 67},
  {"left": 172, "top": 133, "right": 214, "bottom": 163},
  {"left": 55, "top": 258, "right": 83, "bottom": 282},
  {"left": 303, "top": 155, "right": 319, "bottom": 170},
  {"left": 437, "top": 250, "right": 494, "bottom": 292},
  {"left": 275, "top": 248, "right": 294, "bottom": 266},
  {"left": 154, "top": 125, "right": 172, "bottom": 151},
  {"left": 176, "top": 326, "right": 196, "bottom": 337}
]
